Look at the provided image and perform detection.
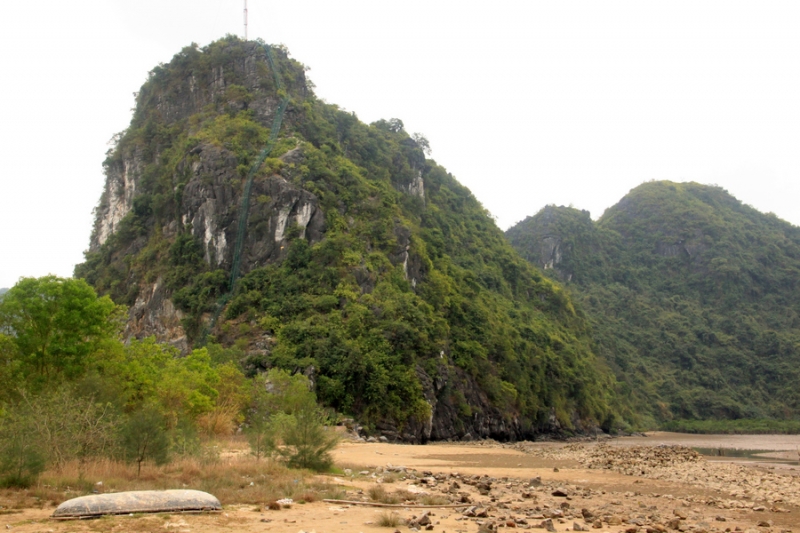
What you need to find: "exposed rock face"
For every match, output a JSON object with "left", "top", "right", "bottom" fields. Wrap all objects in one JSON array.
[
  {"left": 93, "top": 148, "right": 144, "bottom": 249},
  {"left": 87, "top": 43, "right": 323, "bottom": 347},
  {"left": 178, "top": 144, "right": 324, "bottom": 273},
  {"left": 389, "top": 224, "right": 425, "bottom": 289},
  {"left": 149, "top": 45, "right": 307, "bottom": 129},
  {"left": 94, "top": 142, "right": 325, "bottom": 346},
  {"left": 407, "top": 171, "right": 425, "bottom": 200},
  {"left": 505, "top": 206, "right": 597, "bottom": 283},
  {"left": 377, "top": 364, "right": 575, "bottom": 443},
  {"left": 127, "top": 276, "right": 188, "bottom": 353}
]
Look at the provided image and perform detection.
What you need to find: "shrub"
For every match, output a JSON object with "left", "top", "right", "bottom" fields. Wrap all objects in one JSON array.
[
  {"left": 0, "top": 407, "right": 46, "bottom": 488},
  {"left": 246, "top": 369, "right": 339, "bottom": 471},
  {"left": 121, "top": 405, "right": 171, "bottom": 476},
  {"left": 278, "top": 408, "right": 339, "bottom": 471},
  {"left": 378, "top": 511, "right": 401, "bottom": 527}
]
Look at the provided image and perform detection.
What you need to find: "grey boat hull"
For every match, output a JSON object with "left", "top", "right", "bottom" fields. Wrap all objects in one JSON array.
[{"left": 52, "top": 489, "right": 221, "bottom": 519}]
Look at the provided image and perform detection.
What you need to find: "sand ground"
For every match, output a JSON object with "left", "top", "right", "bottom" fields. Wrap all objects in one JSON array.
[{"left": 4, "top": 433, "right": 800, "bottom": 533}]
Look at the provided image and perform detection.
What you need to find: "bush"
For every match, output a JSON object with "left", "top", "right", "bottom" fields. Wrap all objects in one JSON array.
[
  {"left": 246, "top": 369, "right": 338, "bottom": 470},
  {"left": 378, "top": 511, "right": 402, "bottom": 527},
  {"left": 0, "top": 407, "right": 46, "bottom": 488},
  {"left": 278, "top": 408, "right": 338, "bottom": 471},
  {"left": 121, "top": 405, "right": 171, "bottom": 476}
]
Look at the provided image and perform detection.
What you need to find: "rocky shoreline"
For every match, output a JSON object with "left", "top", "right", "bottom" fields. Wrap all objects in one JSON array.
[{"left": 328, "top": 442, "right": 799, "bottom": 533}]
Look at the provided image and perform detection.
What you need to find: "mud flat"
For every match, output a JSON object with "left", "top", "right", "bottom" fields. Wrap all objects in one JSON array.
[{"left": 4, "top": 437, "right": 800, "bottom": 533}]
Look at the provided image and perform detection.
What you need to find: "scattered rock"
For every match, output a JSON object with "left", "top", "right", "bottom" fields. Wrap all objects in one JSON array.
[
  {"left": 667, "top": 518, "right": 682, "bottom": 530},
  {"left": 541, "top": 518, "right": 557, "bottom": 532}
]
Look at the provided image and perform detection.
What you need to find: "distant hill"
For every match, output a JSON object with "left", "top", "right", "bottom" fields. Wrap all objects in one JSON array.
[
  {"left": 507, "top": 181, "right": 800, "bottom": 427},
  {"left": 74, "top": 36, "right": 618, "bottom": 441},
  {"left": 0, "top": 288, "right": 7, "bottom": 297}
]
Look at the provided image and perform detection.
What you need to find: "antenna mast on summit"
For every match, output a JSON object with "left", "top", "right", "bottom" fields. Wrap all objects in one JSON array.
[{"left": 243, "top": 0, "right": 248, "bottom": 41}]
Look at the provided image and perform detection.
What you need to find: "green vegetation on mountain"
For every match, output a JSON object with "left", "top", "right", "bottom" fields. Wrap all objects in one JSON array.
[
  {"left": 507, "top": 181, "right": 800, "bottom": 428},
  {"left": 74, "top": 36, "right": 618, "bottom": 439}
]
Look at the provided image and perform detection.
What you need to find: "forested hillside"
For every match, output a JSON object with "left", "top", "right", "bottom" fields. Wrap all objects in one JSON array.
[
  {"left": 74, "top": 36, "right": 619, "bottom": 441},
  {"left": 507, "top": 181, "right": 800, "bottom": 428}
]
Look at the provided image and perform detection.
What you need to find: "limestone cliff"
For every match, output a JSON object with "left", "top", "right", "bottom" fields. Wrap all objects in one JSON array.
[{"left": 77, "top": 36, "right": 617, "bottom": 442}]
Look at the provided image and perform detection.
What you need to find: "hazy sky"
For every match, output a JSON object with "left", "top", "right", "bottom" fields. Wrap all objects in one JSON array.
[{"left": 1, "top": 1, "right": 799, "bottom": 288}]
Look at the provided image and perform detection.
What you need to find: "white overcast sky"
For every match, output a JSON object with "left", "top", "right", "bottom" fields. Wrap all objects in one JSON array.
[{"left": 1, "top": 1, "right": 799, "bottom": 289}]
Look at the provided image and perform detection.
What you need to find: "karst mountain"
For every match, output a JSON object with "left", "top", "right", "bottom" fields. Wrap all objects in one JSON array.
[{"left": 76, "top": 36, "right": 619, "bottom": 442}]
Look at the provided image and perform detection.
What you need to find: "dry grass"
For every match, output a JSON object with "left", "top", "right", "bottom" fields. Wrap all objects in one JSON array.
[
  {"left": 367, "top": 484, "right": 390, "bottom": 502},
  {"left": 319, "top": 486, "right": 347, "bottom": 500},
  {"left": 377, "top": 511, "right": 402, "bottom": 527},
  {"left": 0, "top": 436, "right": 339, "bottom": 510},
  {"left": 295, "top": 491, "right": 317, "bottom": 503},
  {"left": 367, "top": 484, "right": 419, "bottom": 504},
  {"left": 419, "top": 493, "right": 451, "bottom": 505},
  {"left": 196, "top": 407, "right": 240, "bottom": 437},
  {"left": 379, "top": 471, "right": 403, "bottom": 483},
  {"left": 392, "top": 488, "right": 420, "bottom": 502}
]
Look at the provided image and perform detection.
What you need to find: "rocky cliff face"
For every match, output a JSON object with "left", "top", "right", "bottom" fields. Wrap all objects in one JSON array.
[
  {"left": 77, "top": 37, "right": 616, "bottom": 442},
  {"left": 86, "top": 43, "right": 323, "bottom": 347},
  {"left": 506, "top": 206, "right": 605, "bottom": 285}
]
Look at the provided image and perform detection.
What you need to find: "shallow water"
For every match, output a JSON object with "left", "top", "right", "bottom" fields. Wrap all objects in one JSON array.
[
  {"left": 692, "top": 446, "right": 800, "bottom": 465},
  {"left": 612, "top": 431, "right": 800, "bottom": 469},
  {"left": 613, "top": 431, "right": 800, "bottom": 451}
]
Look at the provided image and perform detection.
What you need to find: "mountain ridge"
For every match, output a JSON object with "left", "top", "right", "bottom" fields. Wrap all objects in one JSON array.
[
  {"left": 76, "top": 36, "right": 619, "bottom": 442},
  {"left": 507, "top": 180, "right": 800, "bottom": 426}
]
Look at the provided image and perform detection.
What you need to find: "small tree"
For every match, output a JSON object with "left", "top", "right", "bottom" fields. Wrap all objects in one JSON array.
[
  {"left": 245, "top": 369, "right": 338, "bottom": 470},
  {"left": 121, "top": 405, "right": 170, "bottom": 476},
  {"left": 279, "top": 407, "right": 338, "bottom": 471},
  {"left": 0, "top": 405, "right": 46, "bottom": 488}
]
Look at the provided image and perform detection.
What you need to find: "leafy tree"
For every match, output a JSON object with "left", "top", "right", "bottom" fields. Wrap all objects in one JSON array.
[
  {"left": 246, "top": 369, "right": 314, "bottom": 459},
  {"left": 0, "top": 276, "right": 123, "bottom": 388}
]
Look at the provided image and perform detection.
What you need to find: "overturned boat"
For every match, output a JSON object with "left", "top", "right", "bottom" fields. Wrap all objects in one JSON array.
[{"left": 52, "top": 489, "right": 221, "bottom": 519}]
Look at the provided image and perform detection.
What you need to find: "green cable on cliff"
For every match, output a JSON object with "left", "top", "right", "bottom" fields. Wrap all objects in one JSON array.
[
  {"left": 229, "top": 43, "right": 291, "bottom": 291},
  {"left": 204, "top": 43, "right": 291, "bottom": 337}
]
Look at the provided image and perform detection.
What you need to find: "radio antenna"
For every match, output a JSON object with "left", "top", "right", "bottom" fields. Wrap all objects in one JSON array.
[{"left": 243, "top": 0, "right": 248, "bottom": 41}]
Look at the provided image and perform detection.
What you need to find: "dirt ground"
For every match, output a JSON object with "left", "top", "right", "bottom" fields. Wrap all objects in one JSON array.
[{"left": 4, "top": 433, "right": 800, "bottom": 533}]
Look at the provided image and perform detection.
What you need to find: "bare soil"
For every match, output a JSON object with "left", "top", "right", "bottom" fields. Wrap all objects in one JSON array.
[{"left": 4, "top": 433, "right": 800, "bottom": 533}]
